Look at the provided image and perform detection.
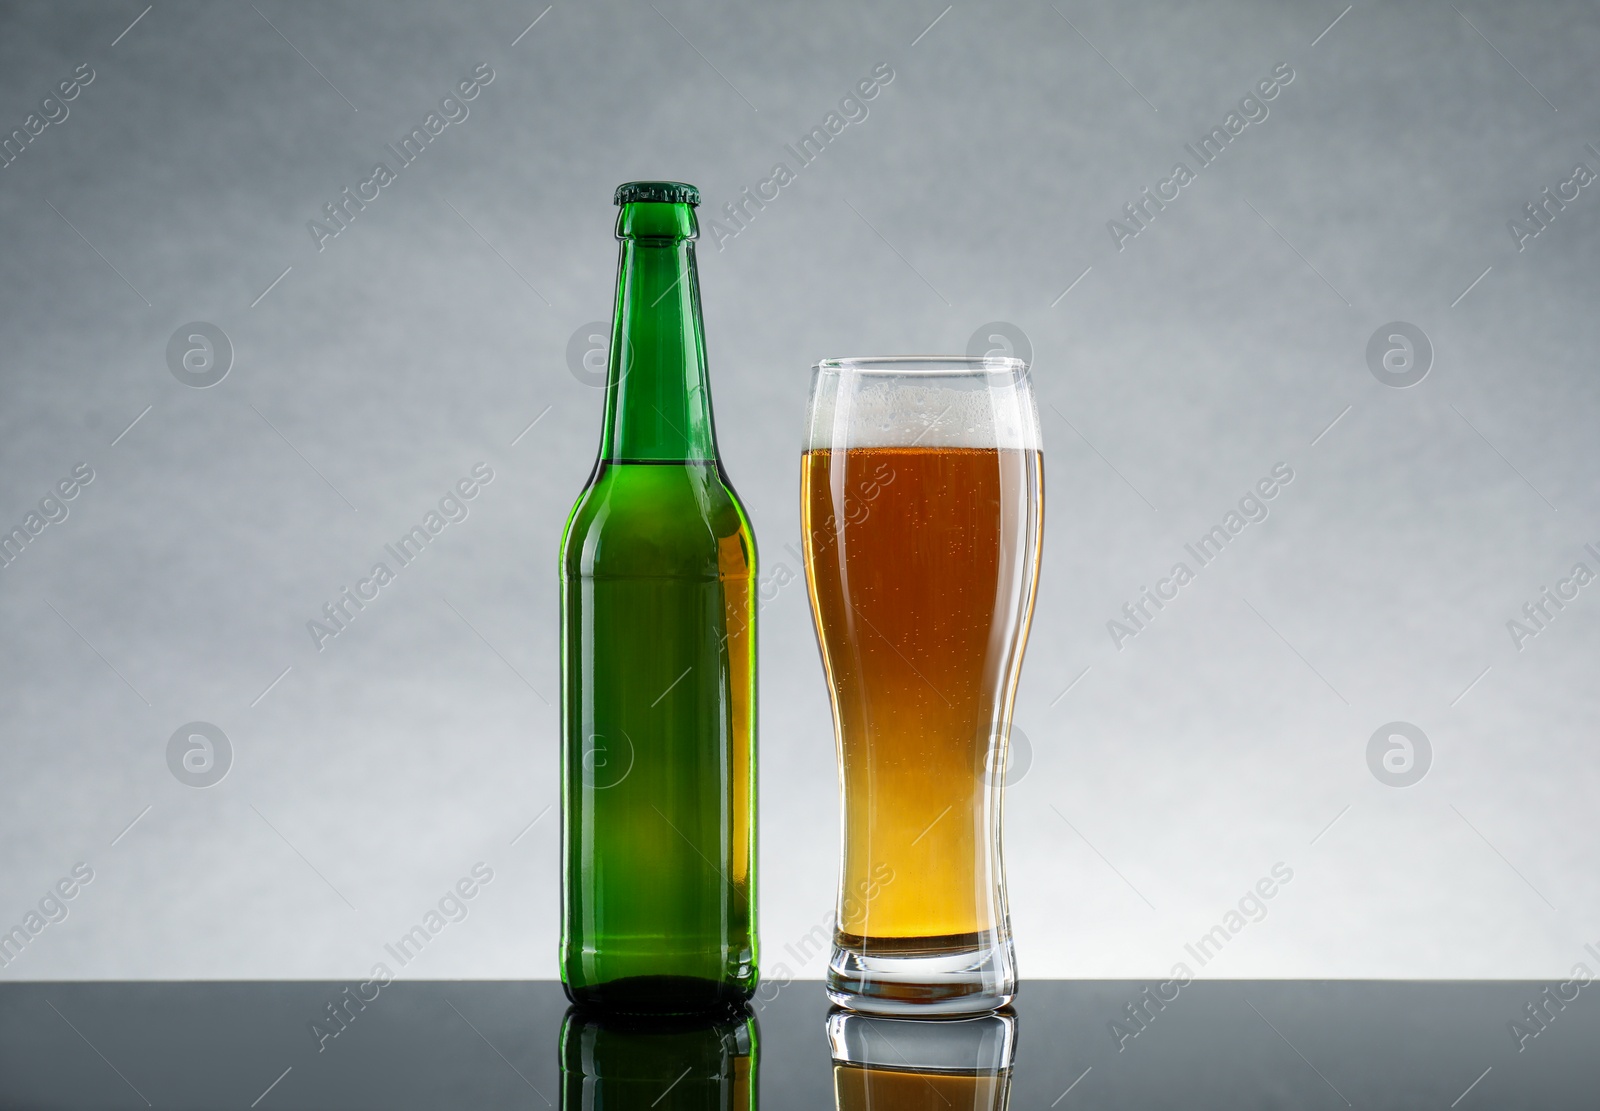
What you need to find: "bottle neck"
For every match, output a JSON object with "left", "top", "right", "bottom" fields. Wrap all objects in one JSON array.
[{"left": 599, "top": 202, "right": 718, "bottom": 464}]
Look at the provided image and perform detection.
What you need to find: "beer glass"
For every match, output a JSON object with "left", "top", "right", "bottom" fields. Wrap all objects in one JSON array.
[
  {"left": 828, "top": 1009, "right": 1016, "bottom": 1111},
  {"left": 801, "top": 357, "right": 1043, "bottom": 1014}
]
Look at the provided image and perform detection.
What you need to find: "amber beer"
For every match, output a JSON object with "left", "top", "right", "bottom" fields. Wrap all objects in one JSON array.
[
  {"left": 803, "top": 445, "right": 1041, "bottom": 940},
  {"left": 802, "top": 357, "right": 1042, "bottom": 1014}
]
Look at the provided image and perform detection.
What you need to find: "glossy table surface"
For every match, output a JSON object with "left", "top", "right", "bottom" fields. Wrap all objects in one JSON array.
[{"left": 0, "top": 979, "right": 1593, "bottom": 1108}]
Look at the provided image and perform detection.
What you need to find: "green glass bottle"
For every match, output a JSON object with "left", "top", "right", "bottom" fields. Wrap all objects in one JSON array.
[
  {"left": 560, "top": 1006, "right": 759, "bottom": 1109},
  {"left": 560, "top": 181, "right": 757, "bottom": 1013}
]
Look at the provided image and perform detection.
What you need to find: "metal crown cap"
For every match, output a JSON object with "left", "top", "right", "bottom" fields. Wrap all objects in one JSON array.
[{"left": 614, "top": 181, "right": 700, "bottom": 206}]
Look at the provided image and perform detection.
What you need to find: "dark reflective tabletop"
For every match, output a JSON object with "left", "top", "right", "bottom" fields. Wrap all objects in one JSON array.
[{"left": 1, "top": 980, "right": 1593, "bottom": 1108}]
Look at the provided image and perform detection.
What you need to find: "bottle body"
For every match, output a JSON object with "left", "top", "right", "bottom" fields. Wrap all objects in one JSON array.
[
  {"left": 561, "top": 462, "right": 756, "bottom": 1010},
  {"left": 560, "top": 183, "right": 757, "bottom": 1013}
]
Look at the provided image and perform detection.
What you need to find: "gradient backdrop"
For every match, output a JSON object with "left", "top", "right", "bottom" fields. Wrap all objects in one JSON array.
[{"left": 0, "top": 0, "right": 1596, "bottom": 981}]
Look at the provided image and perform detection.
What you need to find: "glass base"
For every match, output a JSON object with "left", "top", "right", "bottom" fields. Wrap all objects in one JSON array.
[{"left": 827, "top": 932, "right": 1016, "bottom": 1016}]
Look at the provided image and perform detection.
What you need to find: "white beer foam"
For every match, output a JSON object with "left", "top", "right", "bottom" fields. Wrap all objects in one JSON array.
[{"left": 807, "top": 377, "right": 1041, "bottom": 451}]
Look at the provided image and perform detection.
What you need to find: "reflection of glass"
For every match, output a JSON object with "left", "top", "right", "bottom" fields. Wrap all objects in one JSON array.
[
  {"left": 828, "top": 1009, "right": 1015, "bottom": 1111},
  {"left": 802, "top": 357, "right": 1043, "bottom": 1014},
  {"left": 560, "top": 1006, "right": 758, "bottom": 1109}
]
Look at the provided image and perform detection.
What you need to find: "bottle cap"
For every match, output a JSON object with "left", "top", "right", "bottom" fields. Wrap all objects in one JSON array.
[{"left": 614, "top": 181, "right": 700, "bottom": 207}]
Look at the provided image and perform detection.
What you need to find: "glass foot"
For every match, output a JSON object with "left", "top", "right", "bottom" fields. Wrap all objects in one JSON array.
[{"left": 827, "top": 933, "right": 1016, "bottom": 1015}]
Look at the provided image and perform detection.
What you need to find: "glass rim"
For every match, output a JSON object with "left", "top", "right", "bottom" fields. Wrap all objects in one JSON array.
[{"left": 813, "top": 355, "right": 1028, "bottom": 375}]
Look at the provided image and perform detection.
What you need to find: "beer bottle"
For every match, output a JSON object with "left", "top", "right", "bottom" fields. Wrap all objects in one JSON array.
[{"left": 560, "top": 181, "right": 757, "bottom": 1012}]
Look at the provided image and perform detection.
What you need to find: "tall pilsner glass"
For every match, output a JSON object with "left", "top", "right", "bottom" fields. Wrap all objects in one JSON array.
[{"left": 801, "top": 357, "right": 1043, "bottom": 1014}]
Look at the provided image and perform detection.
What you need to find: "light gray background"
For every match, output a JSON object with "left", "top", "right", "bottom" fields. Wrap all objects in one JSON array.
[{"left": 0, "top": 0, "right": 1595, "bottom": 982}]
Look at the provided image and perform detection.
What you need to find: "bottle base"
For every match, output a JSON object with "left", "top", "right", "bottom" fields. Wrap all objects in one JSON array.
[
  {"left": 827, "top": 933, "right": 1015, "bottom": 1016},
  {"left": 564, "top": 975, "right": 753, "bottom": 1017}
]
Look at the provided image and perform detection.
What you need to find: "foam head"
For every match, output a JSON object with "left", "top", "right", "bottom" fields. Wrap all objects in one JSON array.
[{"left": 806, "top": 357, "right": 1040, "bottom": 451}]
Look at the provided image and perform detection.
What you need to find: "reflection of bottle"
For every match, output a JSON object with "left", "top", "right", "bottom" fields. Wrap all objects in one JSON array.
[
  {"left": 561, "top": 1006, "right": 758, "bottom": 1110},
  {"left": 560, "top": 181, "right": 758, "bottom": 1013},
  {"left": 828, "top": 1009, "right": 1014, "bottom": 1111}
]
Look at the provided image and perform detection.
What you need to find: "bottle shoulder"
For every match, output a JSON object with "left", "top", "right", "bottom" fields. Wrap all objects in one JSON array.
[{"left": 562, "top": 462, "right": 755, "bottom": 579}]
